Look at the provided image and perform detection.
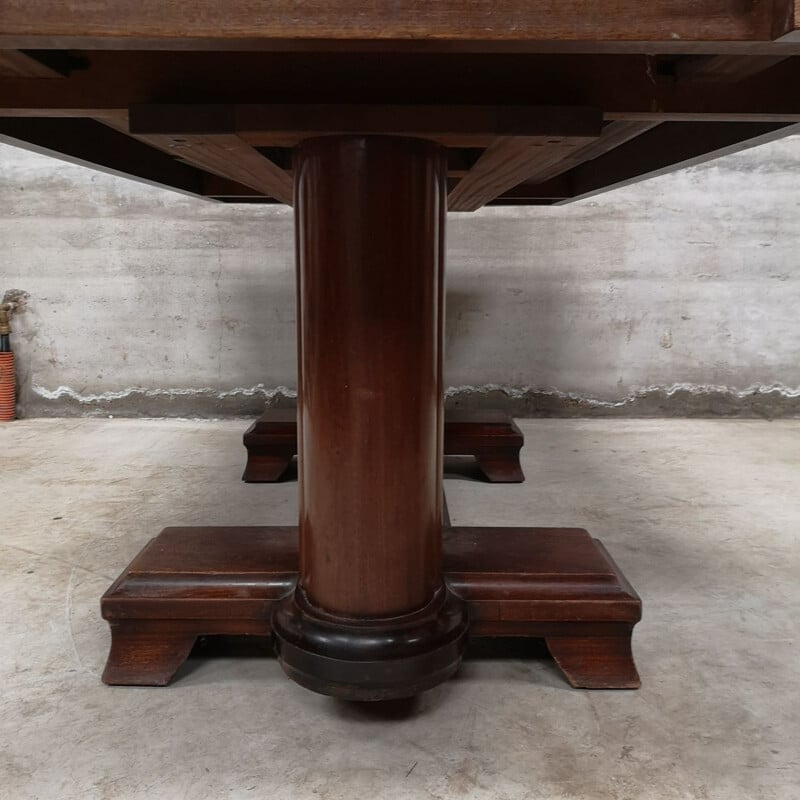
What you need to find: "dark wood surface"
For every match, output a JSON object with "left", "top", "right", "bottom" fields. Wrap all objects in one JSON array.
[
  {"left": 129, "top": 103, "right": 604, "bottom": 148},
  {"left": 102, "top": 525, "right": 641, "bottom": 691},
  {"left": 266, "top": 135, "right": 468, "bottom": 698},
  {"left": 448, "top": 133, "right": 599, "bottom": 212},
  {"left": 561, "top": 121, "right": 800, "bottom": 205},
  {"left": 242, "top": 408, "right": 525, "bottom": 483},
  {"left": 4, "top": 53, "right": 800, "bottom": 121},
  {"left": 0, "top": 1, "right": 796, "bottom": 48},
  {"left": 443, "top": 409, "right": 526, "bottom": 483},
  {"left": 124, "top": 131, "right": 294, "bottom": 205},
  {"left": 293, "top": 135, "right": 446, "bottom": 618},
  {"left": 2, "top": 46, "right": 799, "bottom": 208}
]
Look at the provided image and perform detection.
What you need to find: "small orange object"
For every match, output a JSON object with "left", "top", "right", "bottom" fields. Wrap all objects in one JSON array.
[{"left": 0, "top": 351, "right": 14, "bottom": 421}]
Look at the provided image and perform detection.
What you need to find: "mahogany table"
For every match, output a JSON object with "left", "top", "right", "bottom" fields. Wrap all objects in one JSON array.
[{"left": 3, "top": 2, "right": 799, "bottom": 700}]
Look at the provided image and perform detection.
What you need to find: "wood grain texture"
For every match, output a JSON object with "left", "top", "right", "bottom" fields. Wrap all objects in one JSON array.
[
  {"left": 560, "top": 120, "right": 800, "bottom": 204},
  {"left": 101, "top": 525, "right": 641, "bottom": 689},
  {"left": 129, "top": 103, "right": 603, "bottom": 148},
  {"left": 448, "top": 135, "right": 597, "bottom": 211},
  {"left": 0, "top": 1, "right": 784, "bottom": 47},
  {"left": 102, "top": 623, "right": 197, "bottom": 686},
  {"left": 448, "top": 119, "right": 655, "bottom": 210},
  {"left": 294, "top": 135, "right": 445, "bottom": 617},
  {"left": 242, "top": 408, "right": 525, "bottom": 483},
  {"left": 130, "top": 133, "right": 293, "bottom": 205},
  {"left": 100, "top": 109, "right": 292, "bottom": 203},
  {"left": 537, "top": 120, "right": 660, "bottom": 176},
  {"left": 281, "top": 139, "right": 470, "bottom": 697},
  {"left": 546, "top": 636, "right": 640, "bottom": 689},
  {"left": 3, "top": 53, "right": 800, "bottom": 122},
  {"left": 242, "top": 408, "right": 297, "bottom": 482}
]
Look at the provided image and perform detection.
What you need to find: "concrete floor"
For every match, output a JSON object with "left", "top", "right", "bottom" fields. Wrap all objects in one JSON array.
[{"left": 1, "top": 418, "right": 798, "bottom": 800}]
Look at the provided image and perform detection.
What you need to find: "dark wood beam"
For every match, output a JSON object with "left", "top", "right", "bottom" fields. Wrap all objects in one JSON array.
[
  {"left": 3, "top": 53, "right": 800, "bottom": 123},
  {"left": 214, "top": 196, "right": 281, "bottom": 204},
  {"left": 129, "top": 104, "right": 604, "bottom": 149},
  {"left": 559, "top": 121, "right": 800, "bottom": 204},
  {"left": 0, "top": 1, "right": 792, "bottom": 50},
  {"left": 0, "top": 50, "right": 65, "bottom": 78},
  {"left": 509, "top": 121, "right": 659, "bottom": 183},
  {"left": 447, "top": 120, "right": 654, "bottom": 211},
  {"left": 208, "top": 163, "right": 573, "bottom": 204},
  {"left": 490, "top": 175, "right": 573, "bottom": 202},
  {"left": 135, "top": 134, "right": 293, "bottom": 205},
  {"left": 487, "top": 198, "right": 556, "bottom": 206},
  {"left": 675, "top": 54, "right": 791, "bottom": 82},
  {"left": 0, "top": 117, "right": 208, "bottom": 197},
  {"left": 98, "top": 113, "right": 293, "bottom": 204},
  {"left": 125, "top": 133, "right": 293, "bottom": 205},
  {"left": 201, "top": 174, "right": 265, "bottom": 198},
  {"left": 448, "top": 135, "right": 598, "bottom": 212}
]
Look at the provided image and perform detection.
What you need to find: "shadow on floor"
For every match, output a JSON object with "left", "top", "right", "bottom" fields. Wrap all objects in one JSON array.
[{"left": 175, "top": 634, "right": 555, "bottom": 694}]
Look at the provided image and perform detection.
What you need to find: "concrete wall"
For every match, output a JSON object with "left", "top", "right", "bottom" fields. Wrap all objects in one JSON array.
[{"left": 1, "top": 136, "right": 799, "bottom": 418}]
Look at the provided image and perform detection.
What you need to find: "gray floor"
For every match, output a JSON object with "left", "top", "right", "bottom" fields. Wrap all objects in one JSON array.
[{"left": 2, "top": 418, "right": 798, "bottom": 800}]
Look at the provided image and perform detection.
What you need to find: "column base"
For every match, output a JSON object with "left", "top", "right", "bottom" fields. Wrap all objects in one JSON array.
[
  {"left": 101, "top": 526, "right": 641, "bottom": 693},
  {"left": 272, "top": 585, "right": 468, "bottom": 700}
]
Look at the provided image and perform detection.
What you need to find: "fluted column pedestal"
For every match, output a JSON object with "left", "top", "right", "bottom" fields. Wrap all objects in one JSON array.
[
  {"left": 100, "top": 137, "right": 641, "bottom": 698},
  {"left": 272, "top": 135, "right": 467, "bottom": 699}
]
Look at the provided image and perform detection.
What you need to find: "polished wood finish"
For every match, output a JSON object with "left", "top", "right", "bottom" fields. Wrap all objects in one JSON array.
[
  {"left": 266, "top": 134, "right": 469, "bottom": 698},
  {"left": 449, "top": 133, "right": 599, "bottom": 212},
  {"left": 134, "top": 134, "right": 293, "bottom": 205},
  {"left": 3, "top": 47, "right": 800, "bottom": 209},
  {"left": 129, "top": 103, "right": 603, "bottom": 149},
  {"left": 4, "top": 53, "right": 800, "bottom": 122},
  {"left": 294, "top": 135, "right": 445, "bottom": 617},
  {"left": 242, "top": 408, "right": 297, "bottom": 483},
  {"left": 101, "top": 526, "right": 298, "bottom": 686},
  {"left": 445, "top": 410, "right": 525, "bottom": 483},
  {"left": 0, "top": 1, "right": 792, "bottom": 49},
  {"left": 546, "top": 635, "right": 640, "bottom": 690},
  {"left": 535, "top": 120, "right": 660, "bottom": 180},
  {"left": 101, "top": 526, "right": 640, "bottom": 690},
  {"left": 242, "top": 408, "right": 525, "bottom": 483},
  {"left": 450, "top": 121, "right": 660, "bottom": 210},
  {"left": 561, "top": 121, "right": 800, "bottom": 205}
]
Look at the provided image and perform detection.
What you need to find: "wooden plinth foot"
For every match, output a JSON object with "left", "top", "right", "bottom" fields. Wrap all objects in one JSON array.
[
  {"left": 474, "top": 455, "right": 525, "bottom": 483},
  {"left": 447, "top": 410, "right": 525, "bottom": 483},
  {"left": 546, "top": 635, "right": 640, "bottom": 689},
  {"left": 101, "top": 526, "right": 640, "bottom": 691},
  {"left": 241, "top": 454, "right": 293, "bottom": 483},
  {"left": 102, "top": 622, "right": 198, "bottom": 686},
  {"left": 242, "top": 408, "right": 296, "bottom": 482}
]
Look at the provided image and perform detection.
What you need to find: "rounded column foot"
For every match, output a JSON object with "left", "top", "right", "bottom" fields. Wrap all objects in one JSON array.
[{"left": 272, "top": 585, "right": 468, "bottom": 701}]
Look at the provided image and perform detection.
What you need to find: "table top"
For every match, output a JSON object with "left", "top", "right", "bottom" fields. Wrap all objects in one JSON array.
[{"left": 2, "top": 2, "right": 799, "bottom": 209}]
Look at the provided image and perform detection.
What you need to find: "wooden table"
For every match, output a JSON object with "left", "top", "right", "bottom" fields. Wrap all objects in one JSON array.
[{"left": 3, "top": 2, "right": 798, "bottom": 700}]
